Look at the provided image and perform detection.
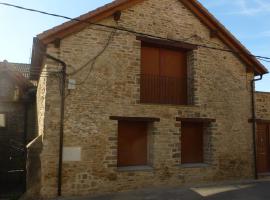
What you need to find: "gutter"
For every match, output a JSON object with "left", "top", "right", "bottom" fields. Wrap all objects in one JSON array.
[
  {"left": 251, "top": 74, "right": 263, "bottom": 179},
  {"left": 45, "top": 54, "right": 66, "bottom": 196}
]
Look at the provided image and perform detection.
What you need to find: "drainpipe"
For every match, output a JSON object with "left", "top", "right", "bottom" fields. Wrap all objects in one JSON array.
[
  {"left": 251, "top": 74, "right": 263, "bottom": 180},
  {"left": 45, "top": 54, "right": 66, "bottom": 196}
]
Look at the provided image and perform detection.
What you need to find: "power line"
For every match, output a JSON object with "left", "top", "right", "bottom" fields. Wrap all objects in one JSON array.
[
  {"left": 68, "top": 29, "right": 116, "bottom": 76},
  {"left": 68, "top": 29, "right": 117, "bottom": 85},
  {"left": 1, "top": 1, "right": 270, "bottom": 62},
  {"left": 258, "top": 58, "right": 270, "bottom": 63}
]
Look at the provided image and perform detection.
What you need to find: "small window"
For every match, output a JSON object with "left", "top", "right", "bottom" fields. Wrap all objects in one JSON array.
[
  {"left": 117, "top": 121, "right": 148, "bottom": 167},
  {"left": 0, "top": 114, "right": 6, "bottom": 128},
  {"left": 181, "top": 122, "right": 204, "bottom": 164}
]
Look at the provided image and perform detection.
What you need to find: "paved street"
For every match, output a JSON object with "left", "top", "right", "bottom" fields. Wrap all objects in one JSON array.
[{"left": 58, "top": 180, "right": 270, "bottom": 200}]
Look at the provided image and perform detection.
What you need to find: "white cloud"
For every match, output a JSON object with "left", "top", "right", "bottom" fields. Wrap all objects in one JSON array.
[
  {"left": 237, "top": 30, "right": 270, "bottom": 40},
  {"left": 261, "top": 30, "right": 270, "bottom": 37},
  {"left": 201, "top": 0, "right": 270, "bottom": 16},
  {"left": 200, "top": 0, "right": 228, "bottom": 8},
  {"left": 229, "top": 0, "right": 270, "bottom": 15}
]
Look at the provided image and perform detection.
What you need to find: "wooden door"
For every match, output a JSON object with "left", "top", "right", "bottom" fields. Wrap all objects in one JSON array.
[
  {"left": 256, "top": 123, "right": 270, "bottom": 173},
  {"left": 117, "top": 121, "right": 148, "bottom": 167}
]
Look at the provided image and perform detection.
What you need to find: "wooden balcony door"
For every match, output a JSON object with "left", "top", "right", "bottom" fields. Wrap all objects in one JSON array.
[
  {"left": 256, "top": 123, "right": 270, "bottom": 174},
  {"left": 140, "top": 44, "right": 187, "bottom": 105}
]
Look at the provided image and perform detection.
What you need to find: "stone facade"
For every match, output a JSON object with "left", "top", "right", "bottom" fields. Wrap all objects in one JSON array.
[
  {"left": 0, "top": 62, "right": 35, "bottom": 195},
  {"left": 27, "top": 0, "right": 266, "bottom": 199},
  {"left": 256, "top": 92, "right": 270, "bottom": 120}
]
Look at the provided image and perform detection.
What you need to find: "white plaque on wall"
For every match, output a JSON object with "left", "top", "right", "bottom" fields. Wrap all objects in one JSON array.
[{"left": 63, "top": 147, "right": 81, "bottom": 162}]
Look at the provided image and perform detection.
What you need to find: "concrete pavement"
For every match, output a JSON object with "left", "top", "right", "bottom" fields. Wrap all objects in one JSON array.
[{"left": 57, "top": 180, "right": 270, "bottom": 200}]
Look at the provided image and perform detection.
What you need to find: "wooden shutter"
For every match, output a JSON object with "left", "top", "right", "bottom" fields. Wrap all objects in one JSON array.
[
  {"left": 118, "top": 121, "right": 148, "bottom": 167},
  {"left": 181, "top": 122, "right": 203, "bottom": 164},
  {"left": 140, "top": 43, "right": 187, "bottom": 105},
  {"left": 141, "top": 46, "right": 160, "bottom": 103},
  {"left": 160, "top": 48, "right": 187, "bottom": 104},
  {"left": 141, "top": 46, "right": 159, "bottom": 75}
]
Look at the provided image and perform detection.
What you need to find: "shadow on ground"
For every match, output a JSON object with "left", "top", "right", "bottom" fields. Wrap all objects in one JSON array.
[{"left": 57, "top": 181, "right": 270, "bottom": 200}]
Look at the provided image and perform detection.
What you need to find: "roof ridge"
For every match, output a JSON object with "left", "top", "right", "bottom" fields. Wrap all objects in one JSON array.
[
  {"left": 32, "top": 0, "right": 268, "bottom": 75},
  {"left": 38, "top": 0, "right": 129, "bottom": 41},
  {"left": 0, "top": 61, "right": 30, "bottom": 65}
]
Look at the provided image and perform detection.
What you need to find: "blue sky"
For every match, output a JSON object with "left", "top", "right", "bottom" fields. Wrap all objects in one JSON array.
[{"left": 0, "top": 0, "right": 269, "bottom": 91}]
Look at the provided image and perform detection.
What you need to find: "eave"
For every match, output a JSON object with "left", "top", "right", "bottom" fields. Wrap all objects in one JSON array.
[{"left": 31, "top": 0, "right": 268, "bottom": 78}]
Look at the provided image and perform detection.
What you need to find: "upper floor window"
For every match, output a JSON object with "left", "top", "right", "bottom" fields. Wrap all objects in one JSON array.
[{"left": 138, "top": 37, "right": 196, "bottom": 105}]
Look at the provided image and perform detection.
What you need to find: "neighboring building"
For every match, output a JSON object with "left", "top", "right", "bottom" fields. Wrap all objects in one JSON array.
[
  {"left": 26, "top": 0, "right": 269, "bottom": 199},
  {"left": 0, "top": 61, "right": 36, "bottom": 196},
  {"left": 255, "top": 92, "right": 270, "bottom": 175}
]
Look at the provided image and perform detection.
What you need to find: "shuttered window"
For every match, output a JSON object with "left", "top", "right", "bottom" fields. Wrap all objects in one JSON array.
[
  {"left": 181, "top": 122, "right": 204, "bottom": 164},
  {"left": 117, "top": 121, "right": 148, "bottom": 167},
  {"left": 140, "top": 43, "right": 188, "bottom": 105}
]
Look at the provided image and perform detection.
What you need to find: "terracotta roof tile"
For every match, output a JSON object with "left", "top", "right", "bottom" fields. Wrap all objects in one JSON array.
[{"left": 0, "top": 61, "right": 30, "bottom": 79}]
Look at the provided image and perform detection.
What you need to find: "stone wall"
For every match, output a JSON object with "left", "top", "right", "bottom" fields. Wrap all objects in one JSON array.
[
  {"left": 0, "top": 75, "right": 27, "bottom": 193},
  {"left": 0, "top": 63, "right": 37, "bottom": 197},
  {"left": 24, "top": 64, "right": 63, "bottom": 198},
  {"left": 0, "top": 102, "right": 25, "bottom": 171},
  {"left": 33, "top": 0, "right": 256, "bottom": 198},
  {"left": 256, "top": 92, "right": 270, "bottom": 120},
  {"left": 24, "top": 135, "right": 42, "bottom": 200},
  {"left": 23, "top": 74, "right": 46, "bottom": 198}
]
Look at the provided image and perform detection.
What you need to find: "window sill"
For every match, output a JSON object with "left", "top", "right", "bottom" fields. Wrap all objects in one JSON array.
[
  {"left": 139, "top": 102, "right": 199, "bottom": 108},
  {"left": 117, "top": 166, "right": 153, "bottom": 172},
  {"left": 179, "top": 163, "right": 210, "bottom": 168}
]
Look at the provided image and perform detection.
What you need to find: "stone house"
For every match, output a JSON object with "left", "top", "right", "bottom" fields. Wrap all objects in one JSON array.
[
  {"left": 0, "top": 61, "right": 36, "bottom": 196},
  {"left": 255, "top": 92, "right": 270, "bottom": 175},
  {"left": 26, "top": 0, "right": 270, "bottom": 199}
]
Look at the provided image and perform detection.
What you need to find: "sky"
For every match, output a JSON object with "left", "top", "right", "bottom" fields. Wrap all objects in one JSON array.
[{"left": 0, "top": 0, "right": 269, "bottom": 91}]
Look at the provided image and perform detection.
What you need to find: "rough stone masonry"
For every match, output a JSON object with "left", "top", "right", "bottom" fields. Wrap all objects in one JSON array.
[{"left": 25, "top": 0, "right": 270, "bottom": 199}]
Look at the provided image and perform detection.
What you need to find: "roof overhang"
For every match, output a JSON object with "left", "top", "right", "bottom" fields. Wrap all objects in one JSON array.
[
  {"left": 30, "top": 0, "right": 269, "bottom": 78},
  {"left": 179, "top": 0, "right": 268, "bottom": 76},
  {"left": 0, "top": 69, "right": 33, "bottom": 91}
]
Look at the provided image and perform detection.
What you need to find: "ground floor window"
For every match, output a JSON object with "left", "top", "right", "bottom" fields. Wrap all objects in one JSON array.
[
  {"left": 181, "top": 121, "right": 204, "bottom": 164},
  {"left": 117, "top": 121, "right": 148, "bottom": 167}
]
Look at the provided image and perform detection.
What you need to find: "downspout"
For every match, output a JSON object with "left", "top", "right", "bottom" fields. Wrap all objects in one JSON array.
[
  {"left": 251, "top": 74, "right": 263, "bottom": 180},
  {"left": 45, "top": 54, "right": 66, "bottom": 196}
]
